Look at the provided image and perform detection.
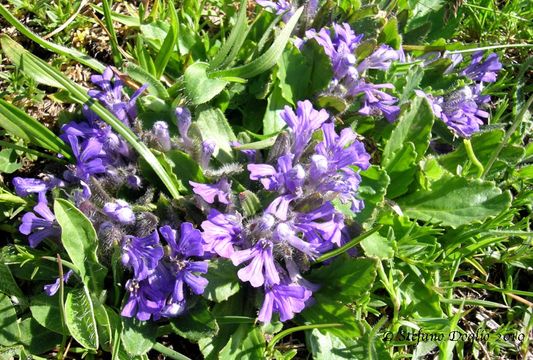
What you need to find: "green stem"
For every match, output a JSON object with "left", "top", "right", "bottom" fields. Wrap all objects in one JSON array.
[
  {"left": 0, "top": 140, "right": 68, "bottom": 164},
  {"left": 41, "top": 256, "right": 78, "bottom": 272},
  {"left": 377, "top": 260, "right": 400, "bottom": 332},
  {"left": 152, "top": 343, "right": 191, "bottom": 360},
  {"left": 56, "top": 255, "right": 68, "bottom": 360},
  {"left": 447, "top": 44, "right": 533, "bottom": 54},
  {"left": 463, "top": 139, "right": 484, "bottom": 178},
  {"left": 314, "top": 225, "right": 382, "bottom": 263},
  {"left": 483, "top": 95, "right": 533, "bottom": 178}
]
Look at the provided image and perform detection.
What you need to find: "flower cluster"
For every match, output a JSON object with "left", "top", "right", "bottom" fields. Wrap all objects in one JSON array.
[
  {"left": 419, "top": 51, "right": 502, "bottom": 138},
  {"left": 195, "top": 100, "right": 370, "bottom": 322},
  {"left": 299, "top": 23, "right": 402, "bottom": 122}
]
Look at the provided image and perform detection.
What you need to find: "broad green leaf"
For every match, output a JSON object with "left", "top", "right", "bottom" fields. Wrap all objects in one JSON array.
[
  {"left": 378, "top": 17, "right": 401, "bottom": 49},
  {"left": 202, "top": 260, "right": 241, "bottom": 302},
  {"left": 209, "top": 0, "right": 249, "bottom": 70},
  {"left": 208, "top": 7, "right": 303, "bottom": 79},
  {"left": 0, "top": 149, "right": 21, "bottom": 174},
  {"left": 0, "top": 35, "right": 182, "bottom": 199},
  {"left": 125, "top": 63, "right": 170, "bottom": 99},
  {"left": 383, "top": 142, "right": 418, "bottom": 199},
  {"left": 164, "top": 149, "right": 206, "bottom": 189},
  {"left": 263, "top": 85, "right": 291, "bottom": 135},
  {"left": 398, "top": 265, "right": 443, "bottom": 318},
  {"left": 184, "top": 62, "right": 229, "bottom": 105},
  {"left": 354, "top": 166, "right": 390, "bottom": 225},
  {"left": 0, "top": 293, "right": 20, "bottom": 346},
  {"left": 307, "top": 256, "right": 378, "bottom": 304},
  {"left": 219, "top": 324, "right": 265, "bottom": 360},
  {"left": 94, "top": 304, "right": 118, "bottom": 352},
  {"left": 0, "top": 5, "right": 105, "bottom": 72},
  {"left": 361, "top": 232, "right": 394, "bottom": 259},
  {"left": 0, "top": 99, "right": 72, "bottom": 160},
  {"left": 170, "top": 300, "right": 219, "bottom": 342},
  {"left": 30, "top": 294, "right": 69, "bottom": 335},
  {"left": 120, "top": 318, "right": 157, "bottom": 356},
  {"left": 18, "top": 318, "right": 62, "bottom": 355},
  {"left": 0, "top": 263, "right": 24, "bottom": 304},
  {"left": 382, "top": 96, "right": 434, "bottom": 163},
  {"left": 396, "top": 175, "right": 512, "bottom": 227},
  {"left": 54, "top": 199, "right": 107, "bottom": 292},
  {"left": 65, "top": 287, "right": 99, "bottom": 350},
  {"left": 194, "top": 106, "right": 237, "bottom": 162}
]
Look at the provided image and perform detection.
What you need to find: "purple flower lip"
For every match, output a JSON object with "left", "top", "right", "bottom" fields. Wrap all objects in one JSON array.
[
  {"left": 19, "top": 196, "right": 61, "bottom": 248},
  {"left": 190, "top": 178, "right": 232, "bottom": 204},
  {"left": 44, "top": 270, "right": 73, "bottom": 296},
  {"left": 103, "top": 200, "right": 136, "bottom": 225},
  {"left": 121, "top": 231, "right": 164, "bottom": 281}
]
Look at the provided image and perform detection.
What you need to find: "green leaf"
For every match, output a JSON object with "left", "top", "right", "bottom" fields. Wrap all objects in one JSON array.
[
  {"left": 0, "top": 149, "right": 21, "bottom": 174},
  {"left": 30, "top": 293, "right": 69, "bottom": 335},
  {"left": 0, "top": 35, "right": 182, "bottom": 199},
  {"left": 18, "top": 318, "right": 62, "bottom": 355},
  {"left": 209, "top": 0, "right": 249, "bottom": 70},
  {"left": 120, "top": 318, "right": 157, "bottom": 356},
  {"left": 65, "top": 287, "right": 99, "bottom": 350},
  {"left": 125, "top": 63, "right": 170, "bottom": 99},
  {"left": 154, "top": 5, "right": 178, "bottom": 78},
  {"left": 354, "top": 166, "right": 390, "bottom": 225},
  {"left": 54, "top": 199, "right": 107, "bottom": 292},
  {"left": 218, "top": 324, "right": 265, "bottom": 360},
  {"left": 202, "top": 260, "right": 241, "bottom": 303},
  {"left": 378, "top": 17, "right": 401, "bottom": 49},
  {"left": 208, "top": 7, "right": 303, "bottom": 79},
  {"left": 0, "top": 293, "right": 20, "bottom": 346},
  {"left": 0, "top": 5, "right": 105, "bottom": 72},
  {"left": 398, "top": 265, "right": 443, "bottom": 318},
  {"left": 396, "top": 175, "right": 512, "bottom": 227},
  {"left": 0, "top": 99, "right": 72, "bottom": 160},
  {"left": 0, "top": 263, "right": 24, "bottom": 304},
  {"left": 263, "top": 85, "right": 290, "bottom": 135},
  {"left": 170, "top": 300, "right": 219, "bottom": 342},
  {"left": 307, "top": 256, "right": 378, "bottom": 304},
  {"left": 184, "top": 62, "right": 229, "bottom": 105},
  {"left": 383, "top": 142, "right": 418, "bottom": 199},
  {"left": 194, "top": 105, "right": 237, "bottom": 162},
  {"left": 94, "top": 304, "right": 118, "bottom": 352},
  {"left": 164, "top": 149, "right": 206, "bottom": 189},
  {"left": 361, "top": 232, "right": 394, "bottom": 260}
]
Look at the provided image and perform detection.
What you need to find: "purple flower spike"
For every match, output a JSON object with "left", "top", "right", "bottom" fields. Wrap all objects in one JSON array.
[
  {"left": 231, "top": 239, "right": 280, "bottom": 288},
  {"left": 190, "top": 178, "right": 232, "bottom": 204},
  {"left": 176, "top": 107, "right": 193, "bottom": 148},
  {"left": 258, "top": 282, "right": 311, "bottom": 323},
  {"left": 201, "top": 210, "right": 242, "bottom": 258},
  {"left": 19, "top": 195, "right": 60, "bottom": 248},
  {"left": 160, "top": 224, "right": 208, "bottom": 304},
  {"left": 103, "top": 200, "right": 136, "bottom": 225},
  {"left": 44, "top": 270, "right": 73, "bottom": 296},
  {"left": 461, "top": 51, "right": 502, "bottom": 83},
  {"left": 280, "top": 100, "right": 329, "bottom": 159},
  {"left": 121, "top": 231, "right": 164, "bottom": 280},
  {"left": 152, "top": 121, "right": 172, "bottom": 152}
]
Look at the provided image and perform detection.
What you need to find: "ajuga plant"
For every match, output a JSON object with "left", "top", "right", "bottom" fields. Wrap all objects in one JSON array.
[{"left": 0, "top": 0, "right": 530, "bottom": 359}]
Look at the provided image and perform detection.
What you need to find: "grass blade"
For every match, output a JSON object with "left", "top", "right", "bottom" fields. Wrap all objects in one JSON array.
[
  {"left": 154, "top": 5, "right": 179, "bottom": 79},
  {"left": 101, "top": 0, "right": 123, "bottom": 67},
  {"left": 0, "top": 4, "right": 105, "bottom": 72},
  {"left": 208, "top": 7, "right": 303, "bottom": 79}
]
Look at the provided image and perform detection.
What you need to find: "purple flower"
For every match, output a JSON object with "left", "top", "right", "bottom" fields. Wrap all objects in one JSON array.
[
  {"left": 280, "top": 100, "right": 329, "bottom": 159},
  {"left": 200, "top": 140, "right": 216, "bottom": 168},
  {"left": 190, "top": 178, "right": 232, "bottom": 204},
  {"left": 19, "top": 195, "right": 60, "bottom": 248},
  {"left": 66, "top": 135, "right": 107, "bottom": 182},
  {"left": 295, "top": 202, "right": 345, "bottom": 247},
  {"left": 12, "top": 176, "right": 64, "bottom": 197},
  {"left": 274, "top": 222, "right": 321, "bottom": 258},
  {"left": 258, "top": 281, "right": 311, "bottom": 323},
  {"left": 201, "top": 210, "right": 242, "bottom": 258},
  {"left": 160, "top": 224, "right": 208, "bottom": 304},
  {"left": 357, "top": 44, "right": 401, "bottom": 72},
  {"left": 460, "top": 51, "right": 502, "bottom": 83},
  {"left": 44, "top": 270, "right": 73, "bottom": 296},
  {"left": 231, "top": 239, "right": 280, "bottom": 288},
  {"left": 121, "top": 231, "right": 164, "bottom": 280},
  {"left": 152, "top": 121, "right": 172, "bottom": 152},
  {"left": 248, "top": 154, "right": 305, "bottom": 195},
  {"left": 103, "top": 200, "right": 135, "bottom": 225},
  {"left": 176, "top": 107, "right": 193, "bottom": 149},
  {"left": 349, "top": 81, "right": 400, "bottom": 122},
  {"left": 256, "top": 0, "right": 294, "bottom": 22},
  {"left": 121, "top": 278, "right": 166, "bottom": 321},
  {"left": 443, "top": 53, "right": 464, "bottom": 74}
]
